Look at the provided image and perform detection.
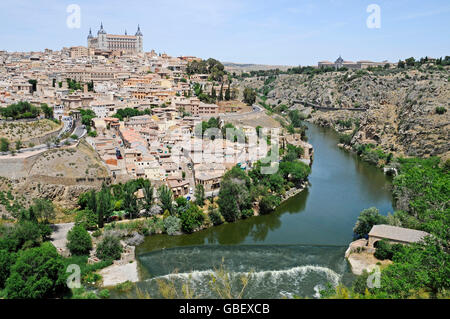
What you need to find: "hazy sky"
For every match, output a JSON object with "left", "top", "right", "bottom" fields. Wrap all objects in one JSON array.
[{"left": 1, "top": 0, "right": 449, "bottom": 65}]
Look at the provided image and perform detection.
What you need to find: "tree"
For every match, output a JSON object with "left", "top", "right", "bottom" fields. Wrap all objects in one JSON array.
[
  {"left": 219, "top": 83, "right": 224, "bottom": 101},
  {"left": 218, "top": 178, "right": 251, "bottom": 222},
  {"left": 179, "top": 204, "right": 204, "bottom": 233},
  {"left": 208, "top": 205, "right": 224, "bottom": 225},
  {"left": 96, "top": 184, "right": 112, "bottom": 228},
  {"left": 141, "top": 181, "right": 154, "bottom": 217},
  {"left": 15, "top": 140, "right": 22, "bottom": 151},
  {"left": 0, "top": 138, "right": 9, "bottom": 152},
  {"left": 123, "top": 182, "right": 138, "bottom": 219},
  {"left": 40, "top": 103, "right": 53, "bottom": 119},
  {"left": 397, "top": 60, "right": 405, "bottom": 69},
  {"left": 243, "top": 87, "right": 256, "bottom": 105},
  {"left": 31, "top": 198, "right": 55, "bottom": 222},
  {"left": 225, "top": 86, "right": 231, "bottom": 101},
  {"left": 353, "top": 207, "right": 387, "bottom": 239},
  {"left": 405, "top": 57, "right": 416, "bottom": 67},
  {"left": 96, "top": 234, "right": 123, "bottom": 261},
  {"left": 66, "top": 225, "right": 92, "bottom": 256},
  {"left": 194, "top": 184, "right": 205, "bottom": 206},
  {"left": 259, "top": 195, "right": 280, "bottom": 215},
  {"left": 75, "top": 209, "right": 98, "bottom": 230},
  {"left": 0, "top": 250, "right": 16, "bottom": 289},
  {"left": 279, "top": 161, "right": 310, "bottom": 186},
  {"left": 5, "top": 242, "right": 67, "bottom": 298},
  {"left": 158, "top": 185, "right": 174, "bottom": 215}
]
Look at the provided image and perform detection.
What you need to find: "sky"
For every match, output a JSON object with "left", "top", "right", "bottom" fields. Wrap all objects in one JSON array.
[{"left": 0, "top": 0, "right": 449, "bottom": 66}]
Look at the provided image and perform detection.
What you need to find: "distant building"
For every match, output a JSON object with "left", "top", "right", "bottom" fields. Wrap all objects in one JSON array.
[
  {"left": 318, "top": 55, "right": 390, "bottom": 70},
  {"left": 88, "top": 23, "right": 143, "bottom": 54}
]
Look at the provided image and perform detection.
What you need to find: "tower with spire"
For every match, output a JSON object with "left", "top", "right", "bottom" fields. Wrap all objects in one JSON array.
[{"left": 135, "top": 25, "right": 143, "bottom": 53}]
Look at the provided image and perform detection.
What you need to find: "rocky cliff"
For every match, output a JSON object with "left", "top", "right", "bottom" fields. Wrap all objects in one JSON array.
[{"left": 237, "top": 67, "right": 449, "bottom": 160}]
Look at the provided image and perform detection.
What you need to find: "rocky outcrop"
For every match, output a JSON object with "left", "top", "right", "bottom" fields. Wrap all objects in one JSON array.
[{"left": 237, "top": 67, "right": 450, "bottom": 160}]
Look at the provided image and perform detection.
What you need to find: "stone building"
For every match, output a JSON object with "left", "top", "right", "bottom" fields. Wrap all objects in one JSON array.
[
  {"left": 88, "top": 23, "right": 143, "bottom": 54},
  {"left": 368, "top": 225, "right": 429, "bottom": 248}
]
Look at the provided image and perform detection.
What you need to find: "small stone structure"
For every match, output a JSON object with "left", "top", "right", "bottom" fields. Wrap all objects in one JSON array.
[{"left": 368, "top": 224, "right": 429, "bottom": 248}]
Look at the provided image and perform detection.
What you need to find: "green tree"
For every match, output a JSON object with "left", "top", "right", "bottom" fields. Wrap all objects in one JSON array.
[
  {"left": 353, "top": 207, "right": 387, "bottom": 239},
  {"left": 179, "top": 204, "right": 204, "bottom": 233},
  {"left": 141, "top": 180, "right": 154, "bottom": 217},
  {"left": 225, "top": 86, "right": 231, "bottom": 101},
  {"left": 194, "top": 184, "right": 205, "bottom": 206},
  {"left": 259, "top": 195, "right": 280, "bottom": 215},
  {"left": 0, "top": 250, "right": 16, "bottom": 289},
  {"left": 31, "top": 198, "right": 55, "bottom": 223},
  {"left": 123, "top": 182, "right": 138, "bottom": 219},
  {"left": 40, "top": 103, "right": 53, "bottom": 119},
  {"left": 66, "top": 225, "right": 92, "bottom": 256},
  {"left": 158, "top": 185, "right": 174, "bottom": 215},
  {"left": 5, "top": 242, "right": 67, "bottom": 298},
  {"left": 0, "top": 138, "right": 10, "bottom": 152},
  {"left": 75, "top": 209, "right": 98, "bottom": 230},
  {"left": 243, "top": 87, "right": 256, "bottom": 105}
]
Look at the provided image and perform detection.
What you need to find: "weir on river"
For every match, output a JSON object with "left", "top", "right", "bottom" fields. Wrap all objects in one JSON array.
[{"left": 113, "top": 123, "right": 394, "bottom": 299}]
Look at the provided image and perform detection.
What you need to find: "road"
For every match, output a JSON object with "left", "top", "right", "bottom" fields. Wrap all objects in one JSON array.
[{"left": 0, "top": 116, "right": 87, "bottom": 157}]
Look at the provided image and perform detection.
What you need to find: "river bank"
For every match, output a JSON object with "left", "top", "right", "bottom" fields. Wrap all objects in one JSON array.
[{"left": 117, "top": 123, "right": 394, "bottom": 298}]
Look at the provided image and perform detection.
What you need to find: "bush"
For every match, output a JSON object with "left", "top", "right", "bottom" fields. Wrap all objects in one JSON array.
[
  {"left": 374, "top": 240, "right": 403, "bottom": 260},
  {"left": 5, "top": 242, "right": 67, "bottom": 298},
  {"left": 241, "top": 209, "right": 254, "bottom": 219},
  {"left": 75, "top": 209, "right": 98, "bottom": 230},
  {"left": 258, "top": 195, "right": 280, "bottom": 215},
  {"left": 66, "top": 225, "right": 92, "bottom": 256},
  {"left": 209, "top": 208, "right": 224, "bottom": 225},
  {"left": 339, "top": 133, "right": 352, "bottom": 145},
  {"left": 163, "top": 216, "right": 181, "bottom": 235},
  {"left": 435, "top": 106, "right": 446, "bottom": 115},
  {"left": 179, "top": 204, "right": 204, "bottom": 233},
  {"left": 96, "top": 235, "right": 123, "bottom": 261},
  {"left": 99, "top": 289, "right": 110, "bottom": 299}
]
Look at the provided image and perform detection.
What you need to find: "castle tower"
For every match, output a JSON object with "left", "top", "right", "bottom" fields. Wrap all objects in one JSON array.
[
  {"left": 97, "top": 22, "right": 107, "bottom": 50},
  {"left": 135, "top": 24, "right": 143, "bottom": 53}
]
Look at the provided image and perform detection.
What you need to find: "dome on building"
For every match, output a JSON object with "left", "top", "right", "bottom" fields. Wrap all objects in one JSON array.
[
  {"left": 98, "top": 22, "right": 106, "bottom": 35},
  {"left": 135, "top": 24, "right": 143, "bottom": 36}
]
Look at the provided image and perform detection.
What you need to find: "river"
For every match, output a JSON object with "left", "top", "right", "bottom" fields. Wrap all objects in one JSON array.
[{"left": 114, "top": 123, "right": 394, "bottom": 298}]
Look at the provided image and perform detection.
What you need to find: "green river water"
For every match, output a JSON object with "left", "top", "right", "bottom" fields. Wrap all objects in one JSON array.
[{"left": 114, "top": 123, "right": 394, "bottom": 298}]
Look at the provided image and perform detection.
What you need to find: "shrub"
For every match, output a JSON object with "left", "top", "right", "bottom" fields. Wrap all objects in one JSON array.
[
  {"left": 99, "top": 289, "right": 110, "bottom": 299},
  {"left": 258, "top": 195, "right": 280, "bottom": 215},
  {"left": 66, "top": 225, "right": 92, "bottom": 256},
  {"left": 75, "top": 209, "right": 97, "bottom": 230},
  {"left": 209, "top": 208, "right": 224, "bottom": 225},
  {"left": 339, "top": 133, "right": 352, "bottom": 145},
  {"left": 96, "top": 235, "right": 122, "bottom": 261},
  {"left": 241, "top": 209, "right": 254, "bottom": 219},
  {"left": 435, "top": 106, "right": 447, "bottom": 115},
  {"left": 163, "top": 216, "right": 181, "bottom": 235},
  {"left": 374, "top": 240, "right": 403, "bottom": 260},
  {"left": 179, "top": 204, "right": 204, "bottom": 233}
]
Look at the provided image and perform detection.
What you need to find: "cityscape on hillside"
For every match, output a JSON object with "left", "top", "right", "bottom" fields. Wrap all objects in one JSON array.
[{"left": 0, "top": 0, "right": 449, "bottom": 307}]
